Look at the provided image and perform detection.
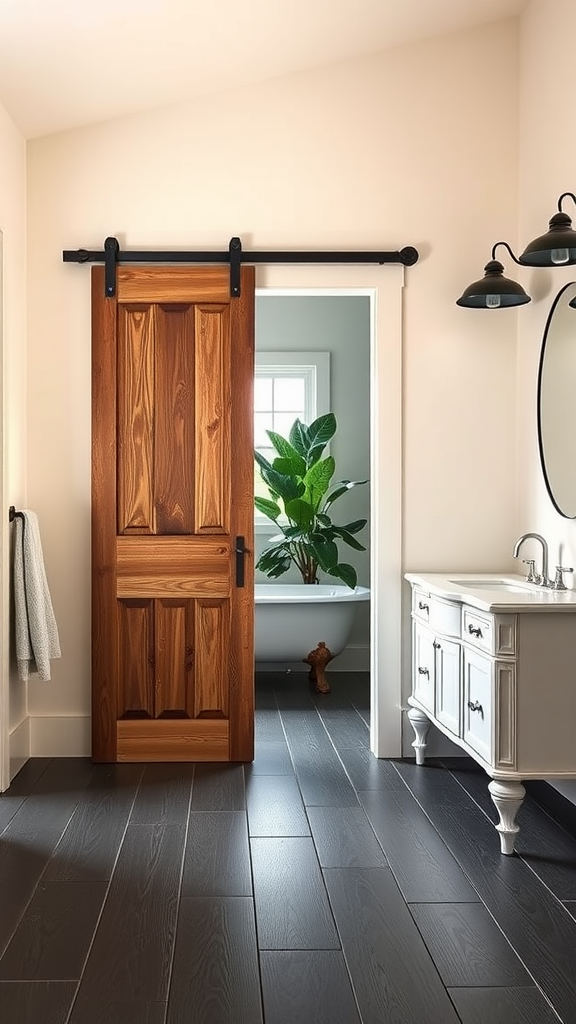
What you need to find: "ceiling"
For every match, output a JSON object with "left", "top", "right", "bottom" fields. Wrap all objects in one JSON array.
[{"left": 0, "top": 0, "right": 528, "bottom": 139}]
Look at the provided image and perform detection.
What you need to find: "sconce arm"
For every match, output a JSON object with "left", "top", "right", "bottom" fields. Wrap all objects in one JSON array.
[
  {"left": 558, "top": 192, "right": 576, "bottom": 212},
  {"left": 491, "top": 241, "right": 522, "bottom": 266}
]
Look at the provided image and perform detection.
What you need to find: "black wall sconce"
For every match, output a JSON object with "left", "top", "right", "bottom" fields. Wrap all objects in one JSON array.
[
  {"left": 456, "top": 241, "right": 530, "bottom": 309},
  {"left": 457, "top": 192, "right": 576, "bottom": 309}
]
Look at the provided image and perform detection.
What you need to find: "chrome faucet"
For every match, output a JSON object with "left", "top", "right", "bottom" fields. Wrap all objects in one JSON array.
[{"left": 513, "top": 533, "right": 551, "bottom": 587}]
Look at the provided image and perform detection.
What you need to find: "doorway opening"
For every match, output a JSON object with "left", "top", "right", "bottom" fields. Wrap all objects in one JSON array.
[{"left": 254, "top": 265, "right": 405, "bottom": 759}]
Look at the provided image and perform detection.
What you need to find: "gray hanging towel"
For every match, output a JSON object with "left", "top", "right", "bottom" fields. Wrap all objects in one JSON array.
[{"left": 13, "top": 510, "right": 61, "bottom": 681}]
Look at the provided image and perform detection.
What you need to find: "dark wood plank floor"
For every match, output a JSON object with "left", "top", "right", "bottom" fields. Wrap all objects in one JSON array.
[{"left": 1, "top": 671, "right": 575, "bottom": 1023}]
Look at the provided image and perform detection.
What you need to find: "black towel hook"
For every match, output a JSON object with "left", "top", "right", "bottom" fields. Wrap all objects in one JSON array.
[{"left": 9, "top": 506, "right": 24, "bottom": 522}]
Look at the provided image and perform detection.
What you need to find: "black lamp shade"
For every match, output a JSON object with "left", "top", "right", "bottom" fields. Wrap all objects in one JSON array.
[
  {"left": 520, "top": 212, "right": 576, "bottom": 266},
  {"left": 456, "top": 259, "right": 531, "bottom": 308}
]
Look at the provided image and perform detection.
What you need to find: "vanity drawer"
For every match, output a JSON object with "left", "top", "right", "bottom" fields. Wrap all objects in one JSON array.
[
  {"left": 412, "top": 588, "right": 431, "bottom": 623},
  {"left": 411, "top": 589, "right": 460, "bottom": 636},
  {"left": 462, "top": 607, "right": 516, "bottom": 656}
]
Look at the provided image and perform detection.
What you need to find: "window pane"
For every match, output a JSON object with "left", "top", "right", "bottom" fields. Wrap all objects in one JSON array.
[
  {"left": 255, "top": 413, "right": 274, "bottom": 448},
  {"left": 274, "top": 376, "right": 306, "bottom": 412},
  {"left": 274, "top": 411, "right": 305, "bottom": 438},
  {"left": 254, "top": 376, "right": 273, "bottom": 412}
]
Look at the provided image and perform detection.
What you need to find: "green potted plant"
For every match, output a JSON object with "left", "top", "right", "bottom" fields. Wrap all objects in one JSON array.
[{"left": 254, "top": 412, "right": 368, "bottom": 589}]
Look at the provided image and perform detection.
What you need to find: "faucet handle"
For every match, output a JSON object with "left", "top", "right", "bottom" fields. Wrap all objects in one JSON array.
[
  {"left": 553, "top": 566, "right": 574, "bottom": 591},
  {"left": 522, "top": 558, "right": 538, "bottom": 583}
]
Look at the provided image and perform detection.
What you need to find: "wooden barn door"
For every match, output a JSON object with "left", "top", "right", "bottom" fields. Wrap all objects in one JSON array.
[{"left": 91, "top": 264, "right": 255, "bottom": 762}]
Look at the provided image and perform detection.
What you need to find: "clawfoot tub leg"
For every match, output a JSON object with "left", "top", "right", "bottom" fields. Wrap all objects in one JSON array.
[{"left": 304, "top": 642, "right": 334, "bottom": 693}]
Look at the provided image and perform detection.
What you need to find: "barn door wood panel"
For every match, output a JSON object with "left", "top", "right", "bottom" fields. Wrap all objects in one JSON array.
[{"left": 91, "top": 265, "right": 255, "bottom": 762}]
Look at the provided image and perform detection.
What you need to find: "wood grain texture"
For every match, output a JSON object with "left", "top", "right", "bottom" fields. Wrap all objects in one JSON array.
[
  {"left": 91, "top": 266, "right": 119, "bottom": 761},
  {"left": 279, "top": 709, "right": 359, "bottom": 807},
  {"left": 0, "top": 881, "right": 107, "bottom": 980},
  {"left": 93, "top": 264, "right": 255, "bottom": 763},
  {"left": 448, "top": 986, "right": 561, "bottom": 1024},
  {"left": 117, "top": 302, "right": 155, "bottom": 533},
  {"left": 324, "top": 867, "right": 462, "bottom": 1024},
  {"left": 246, "top": 775, "right": 310, "bottom": 836},
  {"left": 250, "top": 837, "right": 339, "bottom": 949},
  {"left": 154, "top": 304, "right": 196, "bottom": 534},
  {"left": 313, "top": 706, "right": 370, "bottom": 749},
  {"left": 181, "top": 812, "right": 252, "bottom": 896},
  {"left": 194, "top": 598, "right": 229, "bottom": 717},
  {"left": 117, "top": 719, "right": 229, "bottom": 761},
  {"left": 117, "top": 266, "right": 231, "bottom": 303},
  {"left": 42, "top": 763, "right": 143, "bottom": 881},
  {"left": 260, "top": 950, "right": 361, "bottom": 1024},
  {"left": 336, "top": 748, "right": 407, "bottom": 792},
  {"left": 307, "top": 805, "right": 387, "bottom": 868},
  {"left": 155, "top": 599, "right": 193, "bottom": 717},
  {"left": 190, "top": 763, "right": 245, "bottom": 811},
  {"left": 359, "top": 788, "right": 478, "bottom": 902},
  {"left": 116, "top": 536, "right": 231, "bottom": 597},
  {"left": 0, "top": 981, "right": 77, "bottom": 1024},
  {"left": 69, "top": 823, "right": 184, "bottom": 1019},
  {"left": 429, "top": 799, "right": 576, "bottom": 1024},
  {"left": 227, "top": 266, "right": 255, "bottom": 763},
  {"left": 0, "top": 829, "right": 63, "bottom": 956},
  {"left": 117, "top": 598, "right": 154, "bottom": 717},
  {"left": 410, "top": 902, "right": 531, "bottom": 987},
  {"left": 128, "top": 763, "right": 194, "bottom": 825},
  {"left": 248, "top": 741, "right": 294, "bottom": 775},
  {"left": 194, "top": 304, "right": 230, "bottom": 531},
  {"left": 167, "top": 897, "right": 263, "bottom": 1024}
]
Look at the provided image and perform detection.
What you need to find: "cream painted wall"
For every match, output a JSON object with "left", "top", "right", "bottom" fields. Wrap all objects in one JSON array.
[
  {"left": 517, "top": 0, "right": 576, "bottom": 800},
  {"left": 0, "top": 100, "right": 28, "bottom": 782},
  {"left": 25, "top": 20, "right": 520, "bottom": 754}
]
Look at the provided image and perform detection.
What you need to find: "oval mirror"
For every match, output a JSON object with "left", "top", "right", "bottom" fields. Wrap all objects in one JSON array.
[{"left": 538, "top": 281, "right": 576, "bottom": 518}]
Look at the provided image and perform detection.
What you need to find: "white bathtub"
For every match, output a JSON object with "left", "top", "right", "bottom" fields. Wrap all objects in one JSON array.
[{"left": 254, "top": 583, "right": 370, "bottom": 662}]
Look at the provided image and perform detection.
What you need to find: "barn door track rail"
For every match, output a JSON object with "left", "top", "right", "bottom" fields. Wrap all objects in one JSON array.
[{"left": 62, "top": 235, "right": 419, "bottom": 298}]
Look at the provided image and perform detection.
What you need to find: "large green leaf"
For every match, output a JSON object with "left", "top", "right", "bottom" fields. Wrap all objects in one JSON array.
[
  {"left": 254, "top": 496, "right": 282, "bottom": 521},
  {"left": 341, "top": 519, "right": 368, "bottom": 534},
  {"left": 266, "top": 432, "right": 306, "bottom": 476},
  {"left": 272, "top": 456, "right": 305, "bottom": 479},
  {"left": 284, "top": 497, "right": 314, "bottom": 528},
  {"left": 309, "top": 538, "right": 338, "bottom": 571},
  {"left": 289, "top": 419, "right": 310, "bottom": 458},
  {"left": 257, "top": 463, "right": 305, "bottom": 504},
  {"left": 332, "top": 528, "right": 366, "bottom": 551},
  {"left": 327, "top": 563, "right": 358, "bottom": 589},
  {"left": 323, "top": 479, "right": 368, "bottom": 510},
  {"left": 305, "top": 413, "right": 337, "bottom": 465},
  {"left": 303, "top": 456, "right": 335, "bottom": 509}
]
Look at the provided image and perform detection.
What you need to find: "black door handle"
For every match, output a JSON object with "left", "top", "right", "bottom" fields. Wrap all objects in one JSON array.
[{"left": 235, "top": 536, "right": 247, "bottom": 587}]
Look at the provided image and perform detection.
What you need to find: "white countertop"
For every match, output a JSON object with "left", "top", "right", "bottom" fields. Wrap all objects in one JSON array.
[{"left": 405, "top": 571, "right": 576, "bottom": 613}]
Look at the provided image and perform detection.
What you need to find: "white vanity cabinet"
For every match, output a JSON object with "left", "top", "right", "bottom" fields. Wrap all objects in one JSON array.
[{"left": 405, "top": 572, "right": 576, "bottom": 854}]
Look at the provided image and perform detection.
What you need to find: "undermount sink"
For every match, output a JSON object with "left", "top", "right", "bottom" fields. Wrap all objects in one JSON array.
[{"left": 447, "top": 578, "right": 534, "bottom": 593}]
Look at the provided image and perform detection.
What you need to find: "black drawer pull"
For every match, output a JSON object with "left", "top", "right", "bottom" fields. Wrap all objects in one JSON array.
[
  {"left": 467, "top": 699, "right": 483, "bottom": 716},
  {"left": 468, "top": 624, "right": 483, "bottom": 638},
  {"left": 418, "top": 600, "right": 429, "bottom": 613},
  {"left": 418, "top": 667, "right": 430, "bottom": 677}
]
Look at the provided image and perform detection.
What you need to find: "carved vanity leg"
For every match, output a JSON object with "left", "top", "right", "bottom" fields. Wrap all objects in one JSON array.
[
  {"left": 304, "top": 641, "right": 333, "bottom": 693},
  {"left": 407, "top": 706, "right": 431, "bottom": 765},
  {"left": 488, "top": 779, "right": 526, "bottom": 855}
]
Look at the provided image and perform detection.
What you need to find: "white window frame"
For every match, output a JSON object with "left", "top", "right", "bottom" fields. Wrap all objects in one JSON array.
[{"left": 254, "top": 350, "right": 330, "bottom": 531}]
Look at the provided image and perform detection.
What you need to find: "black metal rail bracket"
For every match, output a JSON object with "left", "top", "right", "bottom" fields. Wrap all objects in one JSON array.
[{"left": 63, "top": 236, "right": 419, "bottom": 298}]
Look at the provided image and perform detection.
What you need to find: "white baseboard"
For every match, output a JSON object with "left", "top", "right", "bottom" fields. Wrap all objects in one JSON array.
[
  {"left": 30, "top": 716, "right": 91, "bottom": 757},
  {"left": 256, "top": 643, "right": 369, "bottom": 674},
  {"left": 9, "top": 716, "right": 30, "bottom": 781}
]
